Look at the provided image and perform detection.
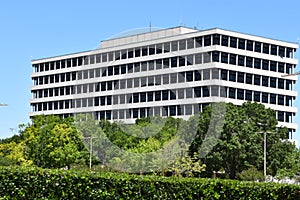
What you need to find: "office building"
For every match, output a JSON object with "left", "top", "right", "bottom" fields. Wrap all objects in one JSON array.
[{"left": 30, "top": 26, "right": 298, "bottom": 138}]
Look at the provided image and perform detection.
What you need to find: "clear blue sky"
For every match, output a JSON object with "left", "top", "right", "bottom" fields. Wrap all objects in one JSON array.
[{"left": 0, "top": 0, "right": 299, "bottom": 142}]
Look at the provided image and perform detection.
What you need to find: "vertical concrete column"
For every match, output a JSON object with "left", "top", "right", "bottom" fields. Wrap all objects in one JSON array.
[{"left": 285, "top": 47, "right": 287, "bottom": 58}]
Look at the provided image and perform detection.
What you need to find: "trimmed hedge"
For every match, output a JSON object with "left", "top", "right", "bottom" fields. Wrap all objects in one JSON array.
[{"left": 0, "top": 167, "right": 300, "bottom": 199}]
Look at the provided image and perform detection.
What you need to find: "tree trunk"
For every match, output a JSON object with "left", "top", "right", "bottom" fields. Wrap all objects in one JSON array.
[{"left": 229, "top": 170, "right": 236, "bottom": 179}]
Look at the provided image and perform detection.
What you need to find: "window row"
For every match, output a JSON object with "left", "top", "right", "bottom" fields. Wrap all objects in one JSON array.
[
  {"left": 33, "top": 34, "right": 295, "bottom": 73},
  {"left": 33, "top": 85, "right": 216, "bottom": 104},
  {"left": 212, "top": 51, "right": 294, "bottom": 73},
  {"left": 33, "top": 52, "right": 295, "bottom": 86},
  {"left": 32, "top": 69, "right": 208, "bottom": 98},
  {"left": 33, "top": 53, "right": 207, "bottom": 85},
  {"left": 209, "top": 34, "right": 294, "bottom": 57},
  {"left": 32, "top": 36, "right": 203, "bottom": 72},
  {"left": 225, "top": 88, "right": 293, "bottom": 106},
  {"left": 220, "top": 69, "right": 293, "bottom": 90},
  {"left": 33, "top": 72, "right": 77, "bottom": 85},
  {"left": 32, "top": 94, "right": 208, "bottom": 115},
  {"left": 32, "top": 86, "right": 294, "bottom": 114},
  {"left": 31, "top": 99, "right": 293, "bottom": 123},
  {"left": 94, "top": 104, "right": 209, "bottom": 120},
  {"left": 32, "top": 68, "right": 294, "bottom": 99}
]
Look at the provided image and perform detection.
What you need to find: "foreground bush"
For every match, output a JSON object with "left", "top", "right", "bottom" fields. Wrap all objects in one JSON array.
[
  {"left": 0, "top": 167, "right": 300, "bottom": 199},
  {"left": 238, "top": 166, "right": 264, "bottom": 181}
]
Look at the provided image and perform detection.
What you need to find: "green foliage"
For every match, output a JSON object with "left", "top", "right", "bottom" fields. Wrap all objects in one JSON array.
[
  {"left": 0, "top": 141, "right": 32, "bottom": 166},
  {"left": 269, "top": 140, "right": 300, "bottom": 177},
  {"left": 129, "top": 137, "right": 162, "bottom": 153},
  {"left": 79, "top": 115, "right": 186, "bottom": 173},
  {"left": 99, "top": 120, "right": 141, "bottom": 150},
  {"left": 191, "top": 102, "right": 297, "bottom": 179},
  {"left": 24, "top": 115, "right": 85, "bottom": 169},
  {"left": 75, "top": 114, "right": 122, "bottom": 167},
  {"left": 1, "top": 102, "right": 299, "bottom": 181},
  {"left": 1, "top": 166, "right": 300, "bottom": 199},
  {"left": 276, "top": 168, "right": 296, "bottom": 180},
  {"left": 238, "top": 166, "right": 264, "bottom": 181},
  {"left": 0, "top": 156, "right": 16, "bottom": 166},
  {"left": 0, "top": 125, "right": 32, "bottom": 166},
  {"left": 166, "top": 151, "right": 206, "bottom": 177}
]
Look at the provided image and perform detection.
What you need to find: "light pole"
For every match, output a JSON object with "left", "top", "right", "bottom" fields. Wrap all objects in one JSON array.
[
  {"left": 263, "top": 131, "right": 267, "bottom": 178},
  {"left": 256, "top": 72, "right": 300, "bottom": 179},
  {"left": 281, "top": 71, "right": 300, "bottom": 77},
  {"left": 84, "top": 136, "right": 98, "bottom": 170},
  {"left": 256, "top": 122, "right": 275, "bottom": 180}
]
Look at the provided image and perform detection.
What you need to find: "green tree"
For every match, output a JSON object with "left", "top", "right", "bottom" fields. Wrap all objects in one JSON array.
[
  {"left": 84, "top": 115, "right": 189, "bottom": 173},
  {"left": 270, "top": 139, "right": 300, "bottom": 178},
  {"left": 25, "top": 115, "right": 85, "bottom": 169},
  {"left": 0, "top": 124, "right": 32, "bottom": 166},
  {"left": 165, "top": 151, "right": 206, "bottom": 177},
  {"left": 99, "top": 120, "right": 141, "bottom": 150},
  {"left": 238, "top": 166, "right": 264, "bottom": 181},
  {"left": 190, "top": 102, "right": 295, "bottom": 179},
  {"left": 75, "top": 114, "right": 111, "bottom": 166},
  {"left": 0, "top": 141, "right": 32, "bottom": 166}
]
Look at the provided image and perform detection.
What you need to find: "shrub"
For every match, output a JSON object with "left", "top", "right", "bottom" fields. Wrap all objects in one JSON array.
[
  {"left": 0, "top": 156, "right": 16, "bottom": 166},
  {"left": 238, "top": 166, "right": 264, "bottom": 181},
  {"left": 0, "top": 166, "right": 300, "bottom": 199}
]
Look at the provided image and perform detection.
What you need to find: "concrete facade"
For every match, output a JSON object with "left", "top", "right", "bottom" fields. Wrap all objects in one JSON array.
[{"left": 30, "top": 26, "right": 298, "bottom": 138}]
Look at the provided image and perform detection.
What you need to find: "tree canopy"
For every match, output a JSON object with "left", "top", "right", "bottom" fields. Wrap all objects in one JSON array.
[
  {"left": 24, "top": 115, "right": 86, "bottom": 169},
  {"left": 189, "top": 102, "right": 298, "bottom": 179},
  {"left": 0, "top": 102, "right": 299, "bottom": 180}
]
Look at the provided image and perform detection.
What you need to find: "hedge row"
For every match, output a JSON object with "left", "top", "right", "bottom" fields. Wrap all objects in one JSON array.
[{"left": 1, "top": 167, "right": 300, "bottom": 199}]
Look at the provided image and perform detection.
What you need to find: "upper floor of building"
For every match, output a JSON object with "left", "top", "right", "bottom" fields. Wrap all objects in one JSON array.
[{"left": 31, "top": 26, "right": 298, "bottom": 75}]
